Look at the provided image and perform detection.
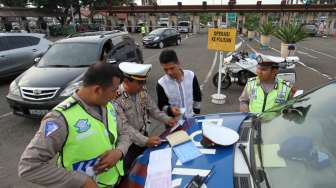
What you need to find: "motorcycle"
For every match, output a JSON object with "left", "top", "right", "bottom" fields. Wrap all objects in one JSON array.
[{"left": 212, "top": 50, "right": 299, "bottom": 89}]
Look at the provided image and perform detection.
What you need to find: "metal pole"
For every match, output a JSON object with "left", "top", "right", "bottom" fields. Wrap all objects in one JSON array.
[{"left": 217, "top": 51, "right": 223, "bottom": 94}]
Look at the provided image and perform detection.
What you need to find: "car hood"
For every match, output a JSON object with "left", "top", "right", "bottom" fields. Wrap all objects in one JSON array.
[
  {"left": 17, "top": 66, "right": 87, "bottom": 88},
  {"left": 143, "top": 34, "right": 159, "bottom": 40}
]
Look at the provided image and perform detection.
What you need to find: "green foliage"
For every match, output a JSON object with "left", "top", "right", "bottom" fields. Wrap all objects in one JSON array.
[
  {"left": 274, "top": 23, "right": 309, "bottom": 43},
  {"left": 257, "top": 22, "right": 274, "bottom": 36},
  {"left": 244, "top": 13, "right": 259, "bottom": 31}
]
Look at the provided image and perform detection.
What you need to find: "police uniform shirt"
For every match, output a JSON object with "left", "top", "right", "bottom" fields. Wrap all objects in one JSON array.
[
  {"left": 114, "top": 84, "right": 171, "bottom": 147},
  {"left": 18, "top": 93, "right": 131, "bottom": 188}
]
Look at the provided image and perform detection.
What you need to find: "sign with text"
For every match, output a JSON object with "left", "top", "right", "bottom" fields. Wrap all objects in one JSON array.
[{"left": 208, "top": 28, "right": 237, "bottom": 52}]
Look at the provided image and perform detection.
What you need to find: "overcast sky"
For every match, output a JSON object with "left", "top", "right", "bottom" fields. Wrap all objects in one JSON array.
[{"left": 135, "top": 0, "right": 286, "bottom": 5}]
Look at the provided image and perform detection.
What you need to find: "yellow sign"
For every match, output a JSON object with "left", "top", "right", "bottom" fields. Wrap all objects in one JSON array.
[{"left": 208, "top": 28, "right": 237, "bottom": 52}]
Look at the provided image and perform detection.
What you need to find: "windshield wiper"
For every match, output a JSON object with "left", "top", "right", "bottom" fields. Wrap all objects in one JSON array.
[
  {"left": 239, "top": 144, "right": 260, "bottom": 188},
  {"left": 254, "top": 118, "right": 271, "bottom": 188}
]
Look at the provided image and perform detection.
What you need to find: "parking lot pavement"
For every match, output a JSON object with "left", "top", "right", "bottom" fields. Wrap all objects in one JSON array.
[{"left": 0, "top": 30, "right": 335, "bottom": 187}]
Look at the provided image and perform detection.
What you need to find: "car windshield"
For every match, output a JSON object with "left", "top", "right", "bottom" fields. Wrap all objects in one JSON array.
[
  {"left": 149, "top": 29, "right": 165, "bottom": 35},
  {"left": 254, "top": 81, "right": 336, "bottom": 188},
  {"left": 37, "top": 43, "right": 99, "bottom": 67},
  {"left": 178, "top": 22, "right": 189, "bottom": 26}
]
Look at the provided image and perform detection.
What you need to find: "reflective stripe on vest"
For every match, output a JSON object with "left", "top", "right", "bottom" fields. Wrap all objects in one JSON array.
[
  {"left": 247, "top": 78, "right": 291, "bottom": 113},
  {"left": 54, "top": 97, "right": 124, "bottom": 187}
]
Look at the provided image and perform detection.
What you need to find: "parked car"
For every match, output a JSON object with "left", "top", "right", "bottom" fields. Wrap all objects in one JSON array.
[
  {"left": 252, "top": 80, "right": 336, "bottom": 188},
  {"left": 178, "top": 21, "right": 191, "bottom": 33},
  {"left": 142, "top": 28, "right": 181, "bottom": 49},
  {"left": 6, "top": 31, "right": 143, "bottom": 118},
  {"left": 302, "top": 24, "right": 317, "bottom": 36},
  {"left": 0, "top": 33, "right": 52, "bottom": 79}
]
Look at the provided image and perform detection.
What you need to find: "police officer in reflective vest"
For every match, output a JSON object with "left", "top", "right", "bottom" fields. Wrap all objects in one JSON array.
[
  {"left": 141, "top": 24, "right": 146, "bottom": 37},
  {"left": 115, "top": 62, "right": 176, "bottom": 171},
  {"left": 239, "top": 55, "right": 295, "bottom": 113},
  {"left": 18, "top": 63, "right": 131, "bottom": 188}
]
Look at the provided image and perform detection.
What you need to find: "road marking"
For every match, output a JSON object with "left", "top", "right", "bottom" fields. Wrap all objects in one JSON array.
[
  {"left": 200, "top": 51, "right": 218, "bottom": 90},
  {"left": 247, "top": 37, "right": 333, "bottom": 80},
  {"left": 0, "top": 112, "right": 12, "bottom": 119},
  {"left": 297, "top": 50, "right": 318, "bottom": 59},
  {"left": 303, "top": 47, "right": 336, "bottom": 60}
]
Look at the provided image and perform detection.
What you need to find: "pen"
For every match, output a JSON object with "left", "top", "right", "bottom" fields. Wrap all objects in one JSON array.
[{"left": 202, "top": 166, "right": 215, "bottom": 185}]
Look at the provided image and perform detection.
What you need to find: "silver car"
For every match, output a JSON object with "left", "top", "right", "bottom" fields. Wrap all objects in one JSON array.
[{"left": 0, "top": 33, "right": 52, "bottom": 79}]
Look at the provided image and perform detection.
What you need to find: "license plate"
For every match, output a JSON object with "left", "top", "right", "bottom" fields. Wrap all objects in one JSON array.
[{"left": 29, "top": 109, "right": 49, "bottom": 116}]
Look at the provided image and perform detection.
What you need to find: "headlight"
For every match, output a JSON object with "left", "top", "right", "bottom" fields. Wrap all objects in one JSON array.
[
  {"left": 9, "top": 81, "right": 20, "bottom": 96},
  {"left": 153, "top": 36, "right": 160, "bottom": 41},
  {"left": 60, "top": 81, "right": 82, "bottom": 97}
]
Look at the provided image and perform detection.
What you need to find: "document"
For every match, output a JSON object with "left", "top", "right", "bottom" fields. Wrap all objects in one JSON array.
[
  {"left": 145, "top": 148, "right": 172, "bottom": 188},
  {"left": 166, "top": 130, "right": 202, "bottom": 164}
]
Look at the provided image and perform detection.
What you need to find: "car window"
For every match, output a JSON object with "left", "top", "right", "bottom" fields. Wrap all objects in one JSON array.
[
  {"left": 25, "top": 36, "right": 40, "bottom": 46},
  {"left": 5, "top": 36, "right": 32, "bottom": 50},
  {"left": 0, "top": 37, "right": 8, "bottom": 51},
  {"left": 170, "top": 29, "right": 177, "bottom": 35},
  {"left": 112, "top": 36, "right": 124, "bottom": 46},
  {"left": 109, "top": 41, "right": 127, "bottom": 62},
  {"left": 37, "top": 43, "right": 99, "bottom": 67}
]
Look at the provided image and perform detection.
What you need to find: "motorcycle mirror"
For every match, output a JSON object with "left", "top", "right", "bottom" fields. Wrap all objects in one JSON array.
[{"left": 293, "top": 90, "right": 304, "bottom": 97}]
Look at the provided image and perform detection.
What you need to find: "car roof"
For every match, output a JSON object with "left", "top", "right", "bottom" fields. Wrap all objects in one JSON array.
[
  {"left": 56, "top": 31, "right": 128, "bottom": 44},
  {"left": 0, "top": 32, "right": 46, "bottom": 38}
]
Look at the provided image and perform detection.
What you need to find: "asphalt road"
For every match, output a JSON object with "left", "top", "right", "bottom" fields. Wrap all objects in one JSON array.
[{"left": 0, "top": 29, "right": 335, "bottom": 187}]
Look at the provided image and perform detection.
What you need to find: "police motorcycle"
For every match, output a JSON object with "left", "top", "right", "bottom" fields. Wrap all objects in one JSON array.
[{"left": 212, "top": 43, "right": 299, "bottom": 89}]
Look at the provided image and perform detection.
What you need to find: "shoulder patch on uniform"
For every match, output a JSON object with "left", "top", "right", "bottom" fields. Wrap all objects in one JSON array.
[
  {"left": 58, "top": 98, "right": 78, "bottom": 110},
  {"left": 45, "top": 121, "right": 59, "bottom": 137},
  {"left": 74, "top": 119, "right": 90, "bottom": 133}
]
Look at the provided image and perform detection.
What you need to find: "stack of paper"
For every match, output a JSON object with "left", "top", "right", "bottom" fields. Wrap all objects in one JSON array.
[{"left": 145, "top": 148, "right": 172, "bottom": 188}]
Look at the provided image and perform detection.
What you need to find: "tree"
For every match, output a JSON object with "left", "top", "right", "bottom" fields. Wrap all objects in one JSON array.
[{"left": 0, "top": 0, "right": 27, "bottom": 7}]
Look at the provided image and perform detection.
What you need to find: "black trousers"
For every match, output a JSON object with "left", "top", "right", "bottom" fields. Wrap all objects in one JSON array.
[{"left": 123, "top": 144, "right": 146, "bottom": 173}]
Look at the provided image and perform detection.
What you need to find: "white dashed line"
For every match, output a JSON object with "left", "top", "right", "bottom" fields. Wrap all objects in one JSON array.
[
  {"left": 245, "top": 37, "right": 333, "bottom": 80},
  {"left": 303, "top": 47, "right": 336, "bottom": 60},
  {"left": 0, "top": 112, "right": 13, "bottom": 119}
]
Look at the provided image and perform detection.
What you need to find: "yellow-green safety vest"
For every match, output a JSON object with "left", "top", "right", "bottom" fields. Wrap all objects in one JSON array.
[
  {"left": 141, "top": 26, "right": 146, "bottom": 33},
  {"left": 54, "top": 97, "right": 124, "bottom": 188},
  {"left": 247, "top": 77, "right": 291, "bottom": 113}
]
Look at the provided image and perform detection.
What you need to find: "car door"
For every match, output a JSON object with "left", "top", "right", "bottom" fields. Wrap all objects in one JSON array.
[
  {"left": 170, "top": 29, "right": 178, "bottom": 44},
  {"left": 162, "top": 30, "right": 170, "bottom": 44},
  {"left": 0, "top": 37, "right": 11, "bottom": 75},
  {"left": 25, "top": 36, "right": 44, "bottom": 58},
  {"left": 0, "top": 36, "right": 34, "bottom": 76}
]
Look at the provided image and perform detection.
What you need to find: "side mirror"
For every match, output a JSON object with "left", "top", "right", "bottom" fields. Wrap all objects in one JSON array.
[{"left": 34, "top": 57, "right": 41, "bottom": 63}]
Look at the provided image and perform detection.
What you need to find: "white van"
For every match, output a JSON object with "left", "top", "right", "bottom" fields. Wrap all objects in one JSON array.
[{"left": 178, "top": 21, "right": 191, "bottom": 33}]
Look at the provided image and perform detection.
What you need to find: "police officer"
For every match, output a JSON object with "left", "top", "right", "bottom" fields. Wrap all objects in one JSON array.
[
  {"left": 18, "top": 63, "right": 130, "bottom": 188},
  {"left": 239, "top": 54, "right": 295, "bottom": 113},
  {"left": 115, "top": 62, "right": 176, "bottom": 171},
  {"left": 141, "top": 24, "right": 146, "bottom": 37}
]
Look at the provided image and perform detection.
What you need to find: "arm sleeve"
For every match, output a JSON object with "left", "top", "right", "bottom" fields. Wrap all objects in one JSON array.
[
  {"left": 115, "top": 106, "right": 131, "bottom": 156},
  {"left": 192, "top": 75, "right": 202, "bottom": 114},
  {"left": 239, "top": 85, "right": 250, "bottom": 112},
  {"left": 18, "top": 112, "right": 88, "bottom": 188},
  {"left": 147, "top": 92, "right": 171, "bottom": 124},
  {"left": 156, "top": 83, "right": 174, "bottom": 117},
  {"left": 114, "top": 103, "right": 148, "bottom": 147}
]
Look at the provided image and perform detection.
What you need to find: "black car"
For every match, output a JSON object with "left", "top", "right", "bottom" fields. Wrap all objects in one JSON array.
[
  {"left": 142, "top": 28, "right": 181, "bottom": 49},
  {"left": 6, "top": 31, "right": 143, "bottom": 118}
]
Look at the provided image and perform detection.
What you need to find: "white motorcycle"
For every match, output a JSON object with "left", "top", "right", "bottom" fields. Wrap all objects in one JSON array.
[{"left": 212, "top": 51, "right": 299, "bottom": 89}]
